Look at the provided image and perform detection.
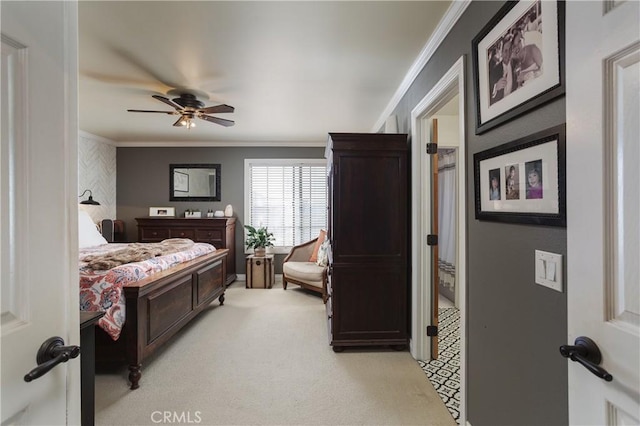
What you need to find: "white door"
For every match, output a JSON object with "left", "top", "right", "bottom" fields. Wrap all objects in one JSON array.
[
  {"left": 566, "top": 1, "right": 640, "bottom": 424},
  {"left": 1, "top": 2, "right": 80, "bottom": 424}
]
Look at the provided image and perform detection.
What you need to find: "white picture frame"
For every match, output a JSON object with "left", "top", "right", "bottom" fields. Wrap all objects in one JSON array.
[{"left": 149, "top": 207, "right": 175, "bottom": 217}]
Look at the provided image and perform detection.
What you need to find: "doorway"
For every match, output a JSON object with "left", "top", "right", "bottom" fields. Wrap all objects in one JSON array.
[
  {"left": 409, "top": 56, "right": 466, "bottom": 424},
  {"left": 420, "top": 102, "right": 461, "bottom": 422}
]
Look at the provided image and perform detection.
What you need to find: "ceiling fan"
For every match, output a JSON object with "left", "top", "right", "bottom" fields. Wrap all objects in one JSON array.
[{"left": 128, "top": 93, "right": 234, "bottom": 128}]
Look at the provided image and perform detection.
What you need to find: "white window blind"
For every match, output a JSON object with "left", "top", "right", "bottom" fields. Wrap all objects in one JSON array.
[{"left": 245, "top": 159, "right": 327, "bottom": 250}]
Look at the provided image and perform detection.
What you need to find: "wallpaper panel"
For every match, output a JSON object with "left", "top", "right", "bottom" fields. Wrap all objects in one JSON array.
[{"left": 78, "top": 131, "right": 116, "bottom": 222}]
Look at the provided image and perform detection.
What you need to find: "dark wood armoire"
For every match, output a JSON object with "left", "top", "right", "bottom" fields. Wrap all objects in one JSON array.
[{"left": 325, "top": 133, "right": 409, "bottom": 351}]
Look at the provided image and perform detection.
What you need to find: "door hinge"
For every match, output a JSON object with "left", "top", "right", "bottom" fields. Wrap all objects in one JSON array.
[
  {"left": 426, "top": 143, "right": 438, "bottom": 155},
  {"left": 427, "top": 234, "right": 438, "bottom": 246},
  {"left": 426, "top": 325, "right": 438, "bottom": 336}
]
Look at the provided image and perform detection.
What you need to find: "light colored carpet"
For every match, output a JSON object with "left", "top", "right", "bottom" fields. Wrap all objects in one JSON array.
[{"left": 95, "top": 279, "right": 456, "bottom": 426}]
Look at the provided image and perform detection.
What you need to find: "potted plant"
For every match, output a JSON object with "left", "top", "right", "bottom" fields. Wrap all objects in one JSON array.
[{"left": 244, "top": 225, "right": 275, "bottom": 257}]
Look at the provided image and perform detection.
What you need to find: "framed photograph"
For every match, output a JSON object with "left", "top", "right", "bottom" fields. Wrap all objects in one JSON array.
[
  {"left": 474, "top": 124, "right": 565, "bottom": 226},
  {"left": 173, "top": 171, "right": 189, "bottom": 192},
  {"left": 149, "top": 207, "right": 175, "bottom": 217},
  {"left": 472, "top": 0, "right": 565, "bottom": 134}
]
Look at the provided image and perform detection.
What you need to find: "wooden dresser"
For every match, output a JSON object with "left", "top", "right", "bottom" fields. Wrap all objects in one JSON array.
[
  {"left": 326, "top": 133, "right": 409, "bottom": 351},
  {"left": 135, "top": 217, "right": 236, "bottom": 285}
]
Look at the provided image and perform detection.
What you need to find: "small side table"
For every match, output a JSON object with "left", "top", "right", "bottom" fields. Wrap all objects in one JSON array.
[
  {"left": 246, "top": 255, "right": 275, "bottom": 289},
  {"left": 80, "top": 311, "right": 105, "bottom": 426}
]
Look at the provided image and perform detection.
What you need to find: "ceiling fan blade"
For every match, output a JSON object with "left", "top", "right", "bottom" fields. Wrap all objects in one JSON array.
[
  {"left": 173, "top": 117, "right": 185, "bottom": 127},
  {"left": 199, "top": 114, "right": 235, "bottom": 127},
  {"left": 152, "top": 95, "right": 182, "bottom": 111},
  {"left": 127, "top": 109, "right": 178, "bottom": 115},
  {"left": 199, "top": 104, "right": 234, "bottom": 114}
]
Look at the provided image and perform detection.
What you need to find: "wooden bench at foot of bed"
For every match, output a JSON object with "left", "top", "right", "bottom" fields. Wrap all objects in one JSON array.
[{"left": 95, "top": 249, "right": 229, "bottom": 389}]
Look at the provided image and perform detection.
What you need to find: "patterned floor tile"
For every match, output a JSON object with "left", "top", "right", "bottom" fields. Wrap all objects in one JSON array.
[{"left": 418, "top": 307, "right": 460, "bottom": 423}]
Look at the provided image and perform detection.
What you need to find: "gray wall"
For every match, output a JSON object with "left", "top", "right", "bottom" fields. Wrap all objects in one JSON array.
[
  {"left": 392, "top": 2, "right": 567, "bottom": 425},
  {"left": 115, "top": 3, "right": 569, "bottom": 423},
  {"left": 116, "top": 146, "right": 325, "bottom": 274}
]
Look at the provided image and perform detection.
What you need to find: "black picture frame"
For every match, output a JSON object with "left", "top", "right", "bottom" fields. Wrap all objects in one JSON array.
[
  {"left": 170, "top": 164, "right": 221, "bottom": 202},
  {"left": 472, "top": 0, "right": 565, "bottom": 134},
  {"left": 474, "top": 124, "right": 566, "bottom": 226}
]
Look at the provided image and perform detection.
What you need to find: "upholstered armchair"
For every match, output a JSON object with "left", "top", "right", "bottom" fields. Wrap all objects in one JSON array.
[{"left": 282, "top": 237, "right": 328, "bottom": 303}]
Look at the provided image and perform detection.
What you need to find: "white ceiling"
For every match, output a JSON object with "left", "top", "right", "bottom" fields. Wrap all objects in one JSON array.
[{"left": 78, "top": 1, "right": 453, "bottom": 146}]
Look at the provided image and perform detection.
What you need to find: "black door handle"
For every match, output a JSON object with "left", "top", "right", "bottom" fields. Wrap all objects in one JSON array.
[
  {"left": 24, "top": 336, "right": 80, "bottom": 382},
  {"left": 560, "top": 336, "right": 613, "bottom": 382}
]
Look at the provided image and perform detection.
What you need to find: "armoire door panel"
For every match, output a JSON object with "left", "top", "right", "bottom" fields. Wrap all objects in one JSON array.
[
  {"left": 331, "top": 265, "right": 407, "bottom": 341},
  {"left": 326, "top": 133, "right": 409, "bottom": 349},
  {"left": 333, "top": 156, "right": 407, "bottom": 260}
]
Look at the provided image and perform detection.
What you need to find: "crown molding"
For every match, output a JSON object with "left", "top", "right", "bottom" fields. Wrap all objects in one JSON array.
[
  {"left": 113, "top": 140, "right": 327, "bottom": 148},
  {"left": 79, "top": 130, "right": 117, "bottom": 146},
  {"left": 372, "top": 0, "right": 471, "bottom": 132}
]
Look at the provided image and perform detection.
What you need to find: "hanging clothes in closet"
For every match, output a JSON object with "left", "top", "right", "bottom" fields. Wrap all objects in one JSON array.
[{"left": 438, "top": 149, "right": 457, "bottom": 300}]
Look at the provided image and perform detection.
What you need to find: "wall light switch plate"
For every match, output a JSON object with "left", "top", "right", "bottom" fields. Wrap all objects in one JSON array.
[{"left": 535, "top": 250, "right": 563, "bottom": 292}]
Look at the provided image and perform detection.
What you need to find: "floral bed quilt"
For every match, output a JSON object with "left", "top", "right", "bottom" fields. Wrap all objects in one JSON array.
[{"left": 79, "top": 241, "right": 215, "bottom": 340}]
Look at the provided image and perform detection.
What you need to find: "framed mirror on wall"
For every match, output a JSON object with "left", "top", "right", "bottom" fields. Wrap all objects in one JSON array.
[{"left": 170, "top": 164, "right": 221, "bottom": 201}]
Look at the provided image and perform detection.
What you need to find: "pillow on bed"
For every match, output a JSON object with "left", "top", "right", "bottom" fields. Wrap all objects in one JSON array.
[{"left": 79, "top": 210, "right": 108, "bottom": 248}]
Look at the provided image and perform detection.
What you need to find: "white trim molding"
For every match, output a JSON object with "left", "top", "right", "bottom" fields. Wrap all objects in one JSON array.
[
  {"left": 64, "top": 2, "right": 82, "bottom": 422},
  {"left": 409, "top": 55, "right": 467, "bottom": 426},
  {"left": 372, "top": 0, "right": 471, "bottom": 132},
  {"left": 114, "top": 140, "right": 326, "bottom": 148},
  {"left": 79, "top": 130, "right": 117, "bottom": 146},
  {"left": 1, "top": 34, "right": 30, "bottom": 334}
]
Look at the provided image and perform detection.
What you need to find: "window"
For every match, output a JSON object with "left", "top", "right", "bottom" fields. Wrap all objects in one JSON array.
[{"left": 245, "top": 159, "right": 327, "bottom": 253}]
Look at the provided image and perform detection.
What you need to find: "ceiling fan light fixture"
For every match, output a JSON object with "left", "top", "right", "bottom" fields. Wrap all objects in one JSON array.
[
  {"left": 129, "top": 94, "right": 234, "bottom": 129},
  {"left": 180, "top": 116, "right": 195, "bottom": 129}
]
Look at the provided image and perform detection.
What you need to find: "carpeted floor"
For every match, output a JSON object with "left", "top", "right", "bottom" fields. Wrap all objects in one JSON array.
[
  {"left": 418, "top": 307, "right": 460, "bottom": 424},
  {"left": 95, "top": 280, "right": 455, "bottom": 426}
]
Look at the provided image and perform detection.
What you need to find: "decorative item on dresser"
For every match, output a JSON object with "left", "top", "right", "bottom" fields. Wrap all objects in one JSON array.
[
  {"left": 326, "top": 132, "right": 410, "bottom": 352},
  {"left": 135, "top": 217, "right": 237, "bottom": 285}
]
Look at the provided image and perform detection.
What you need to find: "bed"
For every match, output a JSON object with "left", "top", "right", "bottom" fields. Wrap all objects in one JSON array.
[{"left": 78, "top": 211, "right": 228, "bottom": 389}]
